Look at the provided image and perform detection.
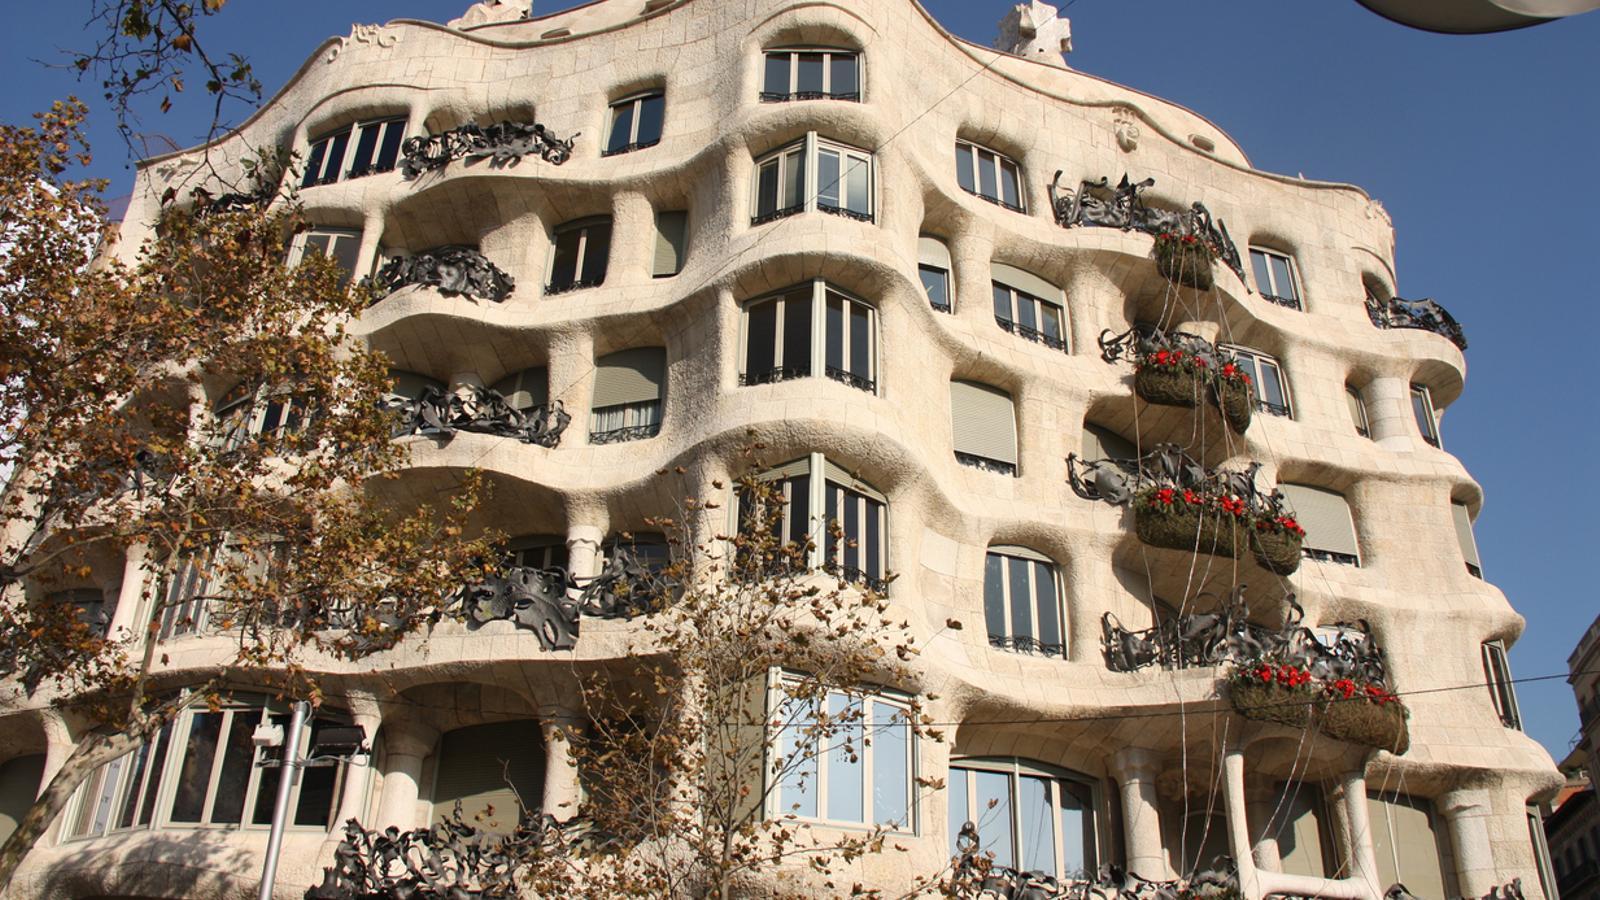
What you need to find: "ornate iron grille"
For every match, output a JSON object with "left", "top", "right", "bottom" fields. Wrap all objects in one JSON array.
[
  {"left": 398, "top": 120, "right": 576, "bottom": 178},
  {"left": 380, "top": 384, "right": 570, "bottom": 448},
  {"left": 817, "top": 203, "right": 873, "bottom": 222},
  {"left": 955, "top": 452, "right": 1016, "bottom": 477},
  {"left": 1049, "top": 171, "right": 1245, "bottom": 282},
  {"left": 751, "top": 203, "right": 805, "bottom": 226},
  {"left": 545, "top": 278, "right": 603, "bottom": 296},
  {"left": 739, "top": 365, "right": 811, "bottom": 386},
  {"left": 962, "top": 187, "right": 1026, "bottom": 214},
  {"left": 1365, "top": 293, "right": 1468, "bottom": 350},
  {"left": 996, "top": 316, "right": 1069, "bottom": 353},
  {"left": 588, "top": 423, "right": 662, "bottom": 445},
  {"left": 824, "top": 366, "right": 875, "bottom": 393},
  {"left": 598, "top": 137, "right": 662, "bottom": 157},
  {"left": 372, "top": 247, "right": 515, "bottom": 303},
  {"left": 759, "top": 90, "right": 860, "bottom": 102},
  {"left": 1261, "top": 292, "right": 1302, "bottom": 311}
]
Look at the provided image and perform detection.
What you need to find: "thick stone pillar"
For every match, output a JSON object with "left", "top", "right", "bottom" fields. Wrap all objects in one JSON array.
[
  {"left": 355, "top": 211, "right": 386, "bottom": 281},
  {"left": 373, "top": 722, "right": 438, "bottom": 831},
  {"left": 1439, "top": 787, "right": 1497, "bottom": 898},
  {"left": 1337, "top": 769, "right": 1382, "bottom": 896},
  {"left": 1364, "top": 376, "right": 1415, "bottom": 450},
  {"left": 567, "top": 523, "right": 606, "bottom": 580},
  {"left": 540, "top": 710, "right": 583, "bottom": 821},
  {"left": 107, "top": 540, "right": 150, "bottom": 640},
  {"left": 1246, "top": 782, "right": 1284, "bottom": 871},
  {"left": 1110, "top": 748, "right": 1167, "bottom": 880}
]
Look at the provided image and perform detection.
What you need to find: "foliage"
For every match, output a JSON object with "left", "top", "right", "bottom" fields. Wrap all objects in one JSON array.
[
  {"left": 1152, "top": 232, "right": 1216, "bottom": 290},
  {"left": 1227, "top": 661, "right": 1408, "bottom": 752}
]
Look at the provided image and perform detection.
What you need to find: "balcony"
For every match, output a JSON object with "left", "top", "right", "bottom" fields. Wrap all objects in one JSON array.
[
  {"left": 1049, "top": 171, "right": 1246, "bottom": 283},
  {"left": 1365, "top": 293, "right": 1468, "bottom": 350},
  {"left": 398, "top": 119, "right": 575, "bottom": 178},
  {"left": 382, "top": 384, "right": 571, "bottom": 448},
  {"left": 371, "top": 246, "right": 515, "bottom": 304}
]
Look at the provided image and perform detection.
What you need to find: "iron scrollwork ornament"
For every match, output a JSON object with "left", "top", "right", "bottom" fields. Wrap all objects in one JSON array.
[
  {"left": 372, "top": 246, "right": 515, "bottom": 303},
  {"left": 399, "top": 120, "right": 577, "bottom": 178},
  {"left": 1049, "top": 171, "right": 1245, "bottom": 281},
  {"left": 1067, "top": 443, "right": 1280, "bottom": 520},
  {"left": 381, "top": 384, "right": 570, "bottom": 448},
  {"left": 1365, "top": 293, "right": 1468, "bottom": 351},
  {"left": 948, "top": 821, "right": 1241, "bottom": 900}
]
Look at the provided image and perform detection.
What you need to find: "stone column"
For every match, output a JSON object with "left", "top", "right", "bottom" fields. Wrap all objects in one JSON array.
[
  {"left": 949, "top": 227, "right": 995, "bottom": 328},
  {"left": 567, "top": 523, "right": 607, "bottom": 580},
  {"left": 107, "top": 540, "right": 150, "bottom": 640},
  {"left": 1439, "top": 787, "right": 1496, "bottom": 899},
  {"left": 540, "top": 710, "right": 583, "bottom": 821},
  {"left": 1364, "top": 376, "right": 1416, "bottom": 450},
  {"left": 1246, "top": 782, "right": 1284, "bottom": 871},
  {"left": 355, "top": 211, "right": 386, "bottom": 281},
  {"left": 33, "top": 711, "right": 76, "bottom": 850},
  {"left": 1337, "top": 769, "right": 1381, "bottom": 896},
  {"left": 1111, "top": 748, "right": 1167, "bottom": 880},
  {"left": 610, "top": 192, "right": 655, "bottom": 286},
  {"left": 373, "top": 722, "right": 438, "bottom": 831}
]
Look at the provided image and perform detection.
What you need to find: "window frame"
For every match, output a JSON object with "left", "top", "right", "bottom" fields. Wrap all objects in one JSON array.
[
  {"left": 1248, "top": 247, "right": 1303, "bottom": 311},
  {"left": 991, "top": 278, "right": 1067, "bottom": 353},
  {"left": 738, "top": 454, "right": 888, "bottom": 591},
  {"left": 290, "top": 227, "right": 364, "bottom": 286},
  {"left": 1346, "top": 385, "right": 1371, "bottom": 439},
  {"left": 767, "top": 674, "right": 915, "bottom": 832},
  {"left": 982, "top": 546, "right": 1065, "bottom": 657},
  {"left": 546, "top": 216, "right": 613, "bottom": 294},
  {"left": 300, "top": 116, "right": 407, "bottom": 187},
  {"left": 738, "top": 280, "right": 878, "bottom": 395},
  {"left": 589, "top": 348, "right": 667, "bottom": 445},
  {"left": 1481, "top": 639, "right": 1523, "bottom": 730},
  {"left": 1410, "top": 383, "right": 1441, "bottom": 448},
  {"left": 1220, "top": 344, "right": 1292, "bottom": 418},
  {"left": 760, "top": 48, "right": 862, "bottom": 103},
  {"left": 919, "top": 236, "right": 954, "bottom": 313},
  {"left": 602, "top": 91, "right": 666, "bottom": 157},
  {"left": 211, "top": 383, "right": 307, "bottom": 453},
  {"left": 750, "top": 134, "right": 875, "bottom": 226},
  {"left": 955, "top": 141, "right": 1025, "bottom": 213},
  {"left": 947, "top": 756, "right": 1100, "bottom": 881}
]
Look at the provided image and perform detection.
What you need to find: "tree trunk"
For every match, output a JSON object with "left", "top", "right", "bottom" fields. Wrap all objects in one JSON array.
[{"left": 0, "top": 729, "right": 143, "bottom": 894}]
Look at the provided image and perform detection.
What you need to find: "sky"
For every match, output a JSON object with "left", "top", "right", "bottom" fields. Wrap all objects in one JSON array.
[{"left": 1, "top": 0, "right": 1595, "bottom": 762}]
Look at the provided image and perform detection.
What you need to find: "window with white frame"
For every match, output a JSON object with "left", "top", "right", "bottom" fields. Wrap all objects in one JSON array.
[
  {"left": 919, "top": 236, "right": 953, "bottom": 313},
  {"left": 62, "top": 701, "right": 349, "bottom": 839},
  {"left": 740, "top": 281, "right": 877, "bottom": 394},
  {"left": 771, "top": 678, "right": 912, "bottom": 830},
  {"left": 1482, "top": 640, "right": 1522, "bottom": 730},
  {"left": 504, "top": 534, "right": 567, "bottom": 572},
  {"left": 211, "top": 383, "right": 306, "bottom": 452},
  {"left": 983, "top": 546, "right": 1065, "bottom": 657},
  {"left": 761, "top": 49, "right": 860, "bottom": 102},
  {"left": 1451, "top": 502, "right": 1483, "bottom": 579},
  {"left": 751, "top": 135, "right": 873, "bottom": 225},
  {"left": 739, "top": 455, "right": 888, "bottom": 591},
  {"left": 1411, "top": 384, "right": 1440, "bottom": 448},
  {"left": 1220, "top": 345, "right": 1291, "bottom": 417},
  {"left": 1249, "top": 247, "right": 1302, "bottom": 310},
  {"left": 1346, "top": 385, "right": 1371, "bottom": 439},
  {"left": 590, "top": 348, "right": 666, "bottom": 444},
  {"left": 948, "top": 758, "right": 1097, "bottom": 880},
  {"left": 300, "top": 117, "right": 406, "bottom": 188},
  {"left": 955, "top": 141, "right": 1023, "bottom": 212},
  {"left": 603, "top": 91, "right": 665, "bottom": 156},
  {"left": 548, "top": 217, "right": 612, "bottom": 294},
  {"left": 991, "top": 264, "right": 1066, "bottom": 352},
  {"left": 605, "top": 531, "right": 672, "bottom": 575},
  {"left": 293, "top": 228, "right": 363, "bottom": 286}
]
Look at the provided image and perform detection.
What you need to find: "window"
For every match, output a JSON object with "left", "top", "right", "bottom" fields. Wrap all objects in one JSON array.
[
  {"left": 590, "top": 347, "right": 666, "bottom": 444},
  {"left": 955, "top": 141, "right": 1023, "bottom": 212},
  {"left": 603, "top": 92, "right": 665, "bottom": 156},
  {"left": 991, "top": 264, "right": 1066, "bottom": 352},
  {"left": 741, "top": 455, "right": 888, "bottom": 591},
  {"left": 1271, "top": 782, "right": 1335, "bottom": 878},
  {"left": 548, "top": 217, "right": 612, "bottom": 294},
  {"left": 1277, "top": 484, "right": 1360, "bottom": 566},
  {"left": 1346, "top": 386, "right": 1370, "bottom": 438},
  {"left": 46, "top": 588, "right": 108, "bottom": 635},
  {"left": 948, "top": 758, "right": 1096, "bottom": 880},
  {"left": 504, "top": 534, "right": 567, "bottom": 571},
  {"left": 1367, "top": 793, "right": 1448, "bottom": 900},
  {"left": 771, "top": 680, "right": 911, "bottom": 829},
  {"left": 431, "top": 721, "right": 545, "bottom": 831},
  {"left": 1249, "top": 247, "right": 1302, "bottom": 310},
  {"left": 1411, "top": 384, "right": 1440, "bottom": 448},
  {"left": 300, "top": 117, "right": 406, "bottom": 187},
  {"left": 156, "top": 547, "right": 219, "bottom": 640},
  {"left": 490, "top": 367, "right": 549, "bottom": 414},
  {"left": 1529, "top": 806, "right": 1557, "bottom": 900},
  {"left": 0, "top": 755, "right": 45, "bottom": 845},
  {"left": 1221, "top": 345, "right": 1291, "bottom": 418},
  {"left": 751, "top": 135, "right": 873, "bottom": 225},
  {"left": 390, "top": 370, "right": 446, "bottom": 402},
  {"left": 950, "top": 381, "right": 1018, "bottom": 475},
  {"left": 919, "top": 236, "right": 953, "bottom": 313},
  {"left": 761, "top": 49, "right": 860, "bottom": 102},
  {"left": 1451, "top": 502, "right": 1483, "bottom": 578},
  {"left": 605, "top": 531, "right": 672, "bottom": 575},
  {"left": 740, "top": 281, "right": 877, "bottom": 394},
  {"left": 293, "top": 228, "right": 363, "bottom": 285},
  {"left": 1482, "top": 640, "right": 1522, "bottom": 730},
  {"left": 63, "top": 702, "right": 348, "bottom": 838},
  {"left": 653, "top": 210, "right": 688, "bottom": 277},
  {"left": 1080, "top": 424, "right": 1136, "bottom": 463},
  {"left": 983, "top": 547, "right": 1064, "bottom": 657},
  {"left": 212, "top": 384, "right": 306, "bottom": 452}
]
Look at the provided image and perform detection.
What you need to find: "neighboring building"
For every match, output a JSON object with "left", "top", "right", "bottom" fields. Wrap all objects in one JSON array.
[
  {"left": 1549, "top": 750, "right": 1599, "bottom": 900},
  {"left": 1351, "top": 0, "right": 1600, "bottom": 33},
  {"left": 0, "top": 0, "right": 1563, "bottom": 897},
  {"left": 1574, "top": 614, "right": 1600, "bottom": 785}
]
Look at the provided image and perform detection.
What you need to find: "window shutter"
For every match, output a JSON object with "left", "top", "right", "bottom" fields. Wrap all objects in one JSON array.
[
  {"left": 918, "top": 236, "right": 952, "bottom": 271},
  {"left": 1081, "top": 424, "right": 1136, "bottom": 462},
  {"left": 1277, "top": 784, "right": 1330, "bottom": 878},
  {"left": 431, "top": 721, "right": 546, "bottom": 830},
  {"left": 653, "top": 210, "right": 688, "bottom": 277},
  {"left": 1451, "top": 502, "right": 1482, "bottom": 572},
  {"left": 592, "top": 348, "right": 666, "bottom": 409},
  {"left": 758, "top": 458, "right": 813, "bottom": 482},
  {"left": 1278, "top": 484, "right": 1359, "bottom": 560},
  {"left": 822, "top": 459, "right": 886, "bottom": 503},
  {"left": 990, "top": 263, "right": 1061, "bottom": 305},
  {"left": 1367, "top": 795, "right": 1447, "bottom": 900},
  {"left": 950, "top": 381, "right": 1018, "bottom": 466},
  {"left": 988, "top": 545, "right": 1051, "bottom": 564},
  {"left": 492, "top": 367, "right": 549, "bottom": 411}
]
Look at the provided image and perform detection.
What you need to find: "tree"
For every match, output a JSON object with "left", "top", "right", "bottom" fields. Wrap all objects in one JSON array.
[
  {"left": 303, "top": 464, "right": 954, "bottom": 899},
  {"left": 0, "top": 100, "right": 496, "bottom": 891}
]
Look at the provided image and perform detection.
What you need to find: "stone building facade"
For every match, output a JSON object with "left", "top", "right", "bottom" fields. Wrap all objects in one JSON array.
[{"left": 0, "top": 0, "right": 1563, "bottom": 897}]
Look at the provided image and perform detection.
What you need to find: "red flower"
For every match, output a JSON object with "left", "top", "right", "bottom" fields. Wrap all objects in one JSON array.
[
  {"left": 1255, "top": 664, "right": 1274, "bottom": 684},
  {"left": 1156, "top": 487, "right": 1176, "bottom": 506},
  {"left": 1219, "top": 495, "right": 1246, "bottom": 517},
  {"left": 1182, "top": 488, "right": 1199, "bottom": 505},
  {"left": 1221, "top": 363, "right": 1238, "bottom": 378},
  {"left": 1330, "top": 678, "right": 1357, "bottom": 700}
]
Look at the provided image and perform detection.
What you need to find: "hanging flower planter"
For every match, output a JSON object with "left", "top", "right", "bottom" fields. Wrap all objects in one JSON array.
[
  {"left": 1229, "top": 664, "right": 1410, "bottom": 754},
  {"left": 1214, "top": 368, "right": 1254, "bottom": 434},
  {"left": 1134, "top": 487, "right": 1239, "bottom": 558},
  {"left": 1154, "top": 232, "right": 1216, "bottom": 291},
  {"left": 1135, "top": 364, "right": 1203, "bottom": 408},
  {"left": 1322, "top": 689, "right": 1410, "bottom": 754},
  {"left": 1229, "top": 667, "right": 1316, "bottom": 729},
  {"left": 1248, "top": 517, "right": 1304, "bottom": 575}
]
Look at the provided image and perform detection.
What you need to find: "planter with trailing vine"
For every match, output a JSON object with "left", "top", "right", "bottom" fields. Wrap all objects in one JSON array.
[
  {"left": 1214, "top": 372, "right": 1254, "bottom": 434},
  {"left": 1153, "top": 232, "right": 1216, "bottom": 290},
  {"left": 1133, "top": 487, "right": 1239, "bottom": 558},
  {"left": 1229, "top": 663, "right": 1409, "bottom": 754},
  {"left": 1248, "top": 516, "right": 1305, "bottom": 575}
]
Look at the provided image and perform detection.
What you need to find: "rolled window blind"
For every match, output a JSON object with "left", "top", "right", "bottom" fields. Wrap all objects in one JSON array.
[
  {"left": 918, "top": 236, "right": 952, "bottom": 270},
  {"left": 593, "top": 347, "right": 666, "bottom": 409},
  {"left": 653, "top": 210, "right": 688, "bottom": 277},
  {"left": 1081, "top": 424, "right": 1136, "bottom": 462},
  {"left": 1366, "top": 794, "right": 1446, "bottom": 900},
  {"left": 822, "top": 459, "right": 886, "bottom": 503},
  {"left": 491, "top": 367, "right": 549, "bottom": 411},
  {"left": 950, "top": 381, "right": 1018, "bottom": 466},
  {"left": 1278, "top": 484, "right": 1359, "bottom": 559},
  {"left": 990, "top": 263, "right": 1061, "bottom": 305},
  {"left": 430, "top": 720, "right": 546, "bottom": 830},
  {"left": 1451, "top": 502, "right": 1482, "bottom": 572}
]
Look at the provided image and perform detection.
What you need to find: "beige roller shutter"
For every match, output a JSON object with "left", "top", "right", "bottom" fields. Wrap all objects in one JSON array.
[
  {"left": 988, "top": 544, "right": 1051, "bottom": 564},
  {"left": 1451, "top": 502, "right": 1482, "bottom": 573},
  {"left": 1279, "top": 484, "right": 1359, "bottom": 560},
  {"left": 653, "top": 210, "right": 688, "bottom": 277},
  {"left": 822, "top": 458, "right": 886, "bottom": 502},
  {"left": 592, "top": 347, "right": 666, "bottom": 409},
  {"left": 990, "top": 262, "right": 1062, "bottom": 304},
  {"left": 1082, "top": 424, "right": 1136, "bottom": 462},
  {"left": 918, "top": 236, "right": 952, "bottom": 270},
  {"left": 1368, "top": 794, "right": 1448, "bottom": 900},
  {"left": 950, "top": 381, "right": 1018, "bottom": 466},
  {"left": 1276, "top": 783, "right": 1330, "bottom": 878},
  {"left": 492, "top": 367, "right": 549, "bottom": 411},
  {"left": 758, "top": 458, "right": 813, "bottom": 482},
  {"left": 431, "top": 721, "right": 546, "bottom": 831}
]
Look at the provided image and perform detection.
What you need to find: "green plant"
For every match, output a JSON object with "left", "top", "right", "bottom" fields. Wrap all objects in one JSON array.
[{"left": 1153, "top": 232, "right": 1216, "bottom": 290}]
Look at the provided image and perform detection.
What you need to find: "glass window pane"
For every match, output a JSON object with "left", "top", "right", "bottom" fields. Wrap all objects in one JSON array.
[
  {"left": 1019, "top": 774, "right": 1058, "bottom": 876},
  {"left": 949, "top": 768, "right": 970, "bottom": 858},
  {"left": 1040, "top": 303, "right": 1062, "bottom": 340},
  {"left": 549, "top": 231, "right": 580, "bottom": 288},
  {"left": 116, "top": 742, "right": 153, "bottom": 829},
  {"left": 331, "top": 235, "right": 361, "bottom": 282},
  {"left": 788, "top": 473, "right": 811, "bottom": 546},
  {"left": 825, "top": 485, "right": 839, "bottom": 568},
  {"left": 746, "top": 302, "right": 777, "bottom": 376},
  {"left": 210, "top": 711, "right": 258, "bottom": 824},
  {"left": 757, "top": 159, "right": 779, "bottom": 217},
  {"left": 783, "top": 291, "right": 812, "bottom": 376},
  {"left": 1008, "top": 557, "right": 1033, "bottom": 641},
  {"left": 843, "top": 491, "right": 861, "bottom": 572},
  {"left": 304, "top": 233, "right": 332, "bottom": 259},
  {"left": 830, "top": 54, "right": 859, "bottom": 96},
  {"left": 1271, "top": 255, "right": 1297, "bottom": 300},
  {"left": 375, "top": 121, "right": 405, "bottom": 172},
  {"left": 817, "top": 149, "right": 841, "bottom": 208},
  {"left": 872, "top": 704, "right": 909, "bottom": 828},
  {"left": 607, "top": 103, "right": 635, "bottom": 154},
  {"left": 1016, "top": 294, "right": 1037, "bottom": 333},
  {"left": 301, "top": 140, "right": 327, "bottom": 189},
  {"left": 170, "top": 712, "right": 224, "bottom": 822},
  {"left": 826, "top": 693, "right": 864, "bottom": 823},
  {"left": 138, "top": 725, "right": 172, "bottom": 826},
  {"left": 777, "top": 691, "right": 819, "bottom": 818},
  {"left": 1033, "top": 562, "right": 1060, "bottom": 650},
  {"left": 1347, "top": 389, "right": 1366, "bottom": 432},
  {"left": 763, "top": 53, "right": 790, "bottom": 95},
  {"left": 983, "top": 554, "right": 1006, "bottom": 642},
  {"left": 826, "top": 294, "right": 844, "bottom": 371},
  {"left": 845, "top": 155, "right": 870, "bottom": 215},
  {"left": 294, "top": 764, "right": 340, "bottom": 827},
  {"left": 920, "top": 265, "right": 949, "bottom": 308},
  {"left": 348, "top": 122, "right": 381, "bottom": 176},
  {"left": 798, "top": 53, "right": 825, "bottom": 94},
  {"left": 636, "top": 95, "right": 665, "bottom": 146},
  {"left": 580, "top": 223, "right": 612, "bottom": 285},
  {"left": 864, "top": 498, "right": 881, "bottom": 577},
  {"left": 992, "top": 284, "right": 1012, "bottom": 323},
  {"left": 784, "top": 149, "right": 805, "bottom": 208},
  {"left": 90, "top": 756, "right": 125, "bottom": 835},
  {"left": 1412, "top": 390, "right": 1435, "bottom": 438},
  {"left": 1060, "top": 780, "right": 1095, "bottom": 877},
  {"left": 978, "top": 152, "right": 999, "bottom": 200},
  {"left": 322, "top": 130, "right": 350, "bottom": 184},
  {"left": 1000, "top": 160, "right": 1021, "bottom": 208},
  {"left": 1261, "top": 361, "right": 1287, "bottom": 409},
  {"left": 956, "top": 144, "right": 976, "bottom": 193},
  {"left": 849, "top": 302, "right": 870, "bottom": 378},
  {"left": 1251, "top": 250, "right": 1272, "bottom": 293},
  {"left": 974, "top": 770, "right": 1014, "bottom": 868}
]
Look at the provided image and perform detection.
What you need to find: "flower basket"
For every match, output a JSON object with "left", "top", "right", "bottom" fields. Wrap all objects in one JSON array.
[
  {"left": 1230, "top": 679, "right": 1315, "bottom": 730},
  {"left": 1154, "top": 235, "right": 1215, "bottom": 291},
  {"left": 1215, "top": 378, "right": 1253, "bottom": 434},
  {"left": 1135, "top": 365, "right": 1203, "bottom": 408},
  {"left": 1321, "top": 694, "right": 1410, "bottom": 754},
  {"left": 1134, "top": 492, "right": 1239, "bottom": 558},
  {"left": 1248, "top": 528, "right": 1302, "bottom": 575}
]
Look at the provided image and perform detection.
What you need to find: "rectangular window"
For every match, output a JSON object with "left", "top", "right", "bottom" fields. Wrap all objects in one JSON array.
[
  {"left": 1222, "top": 345, "right": 1292, "bottom": 418},
  {"left": 296, "top": 228, "right": 363, "bottom": 285},
  {"left": 1278, "top": 483, "right": 1360, "bottom": 566},
  {"left": 603, "top": 92, "right": 666, "bottom": 156},
  {"left": 590, "top": 347, "right": 666, "bottom": 444},
  {"left": 1451, "top": 502, "right": 1482, "bottom": 578},
  {"left": 1367, "top": 793, "right": 1449, "bottom": 900},
  {"left": 950, "top": 381, "right": 1018, "bottom": 475},
  {"left": 301, "top": 117, "right": 405, "bottom": 187},
  {"left": 760, "top": 49, "right": 860, "bottom": 102},
  {"left": 548, "top": 217, "right": 612, "bottom": 293},
  {"left": 1346, "top": 386, "right": 1370, "bottom": 438},
  {"left": 1411, "top": 384, "right": 1440, "bottom": 448},
  {"left": 1482, "top": 640, "right": 1522, "bottom": 730},
  {"left": 955, "top": 141, "right": 1023, "bottom": 212},
  {"left": 752, "top": 136, "right": 874, "bottom": 225},
  {"left": 1249, "top": 247, "right": 1302, "bottom": 310},
  {"left": 740, "top": 456, "right": 887, "bottom": 590},
  {"left": 741, "top": 281, "right": 875, "bottom": 394},
  {"left": 753, "top": 142, "right": 808, "bottom": 224},
  {"left": 948, "top": 759, "right": 1097, "bottom": 881},
  {"left": 983, "top": 547, "right": 1063, "bottom": 657},
  {"left": 771, "top": 680, "right": 912, "bottom": 830},
  {"left": 918, "top": 236, "right": 954, "bottom": 313},
  {"left": 652, "top": 209, "right": 688, "bottom": 277},
  {"left": 992, "top": 281, "right": 1066, "bottom": 353},
  {"left": 824, "top": 476, "right": 887, "bottom": 589}
]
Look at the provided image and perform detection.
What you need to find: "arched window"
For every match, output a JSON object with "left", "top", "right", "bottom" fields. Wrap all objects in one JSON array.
[
  {"left": 431, "top": 720, "right": 546, "bottom": 831},
  {"left": 740, "top": 281, "right": 877, "bottom": 394},
  {"left": 1248, "top": 246, "right": 1303, "bottom": 310},
  {"left": 301, "top": 115, "right": 407, "bottom": 187},
  {"left": 983, "top": 546, "right": 1065, "bottom": 657},
  {"left": 751, "top": 134, "right": 874, "bottom": 224},
  {"left": 603, "top": 91, "right": 665, "bottom": 157},
  {"left": 1346, "top": 385, "right": 1371, "bottom": 438},
  {"left": 948, "top": 757, "right": 1097, "bottom": 880},
  {"left": 956, "top": 141, "right": 1024, "bottom": 212},
  {"left": 548, "top": 216, "right": 612, "bottom": 293},
  {"left": 504, "top": 534, "right": 567, "bottom": 571},
  {"left": 761, "top": 48, "right": 860, "bottom": 102},
  {"left": 739, "top": 454, "right": 888, "bottom": 590},
  {"left": 1367, "top": 793, "right": 1449, "bottom": 900},
  {"left": 919, "top": 236, "right": 953, "bottom": 313},
  {"left": 1220, "top": 344, "right": 1291, "bottom": 418},
  {"left": 991, "top": 264, "right": 1066, "bottom": 352}
]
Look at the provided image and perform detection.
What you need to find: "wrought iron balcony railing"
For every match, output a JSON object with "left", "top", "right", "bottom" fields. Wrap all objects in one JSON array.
[
  {"left": 1366, "top": 293, "right": 1468, "bottom": 350},
  {"left": 372, "top": 247, "right": 515, "bottom": 304},
  {"left": 381, "top": 384, "right": 571, "bottom": 448},
  {"left": 739, "top": 365, "right": 810, "bottom": 386},
  {"left": 451, "top": 548, "right": 670, "bottom": 652},
  {"left": 989, "top": 633, "right": 1066, "bottom": 658},
  {"left": 996, "top": 316, "right": 1069, "bottom": 353},
  {"left": 955, "top": 452, "right": 1016, "bottom": 477},
  {"left": 589, "top": 423, "right": 661, "bottom": 445},
  {"left": 824, "top": 563, "right": 889, "bottom": 594},
  {"left": 1049, "top": 171, "right": 1246, "bottom": 282},
  {"left": 599, "top": 137, "right": 661, "bottom": 158},
  {"left": 824, "top": 366, "right": 875, "bottom": 394},
  {"left": 1261, "top": 292, "right": 1302, "bottom": 311},
  {"left": 758, "top": 90, "right": 860, "bottom": 103},
  {"left": 750, "top": 203, "right": 805, "bottom": 226},
  {"left": 1258, "top": 398, "right": 1292, "bottom": 418},
  {"left": 961, "top": 186, "right": 1025, "bottom": 214},
  {"left": 817, "top": 203, "right": 873, "bottom": 223},
  {"left": 545, "top": 278, "right": 603, "bottom": 295},
  {"left": 399, "top": 120, "right": 576, "bottom": 178}
]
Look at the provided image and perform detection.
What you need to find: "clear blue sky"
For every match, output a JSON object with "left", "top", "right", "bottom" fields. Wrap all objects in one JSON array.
[{"left": 2, "top": 1, "right": 1595, "bottom": 761}]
